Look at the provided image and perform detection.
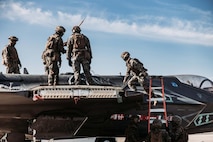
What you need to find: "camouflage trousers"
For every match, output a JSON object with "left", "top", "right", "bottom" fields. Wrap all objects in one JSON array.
[
  {"left": 127, "top": 75, "right": 145, "bottom": 91},
  {"left": 47, "top": 61, "right": 59, "bottom": 85},
  {"left": 6, "top": 63, "right": 20, "bottom": 74},
  {"left": 72, "top": 55, "right": 93, "bottom": 85},
  {"left": 128, "top": 75, "right": 155, "bottom": 97}
]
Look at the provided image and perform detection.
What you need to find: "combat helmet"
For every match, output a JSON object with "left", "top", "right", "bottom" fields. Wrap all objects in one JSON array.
[
  {"left": 72, "top": 26, "right": 81, "bottom": 33},
  {"left": 121, "top": 51, "right": 130, "bottom": 61},
  {"left": 171, "top": 115, "right": 182, "bottom": 126},
  {"left": 8, "top": 36, "right": 18, "bottom": 41},
  {"left": 130, "top": 115, "right": 140, "bottom": 123},
  {"left": 131, "top": 114, "right": 139, "bottom": 120},
  {"left": 55, "top": 26, "right": 66, "bottom": 33}
]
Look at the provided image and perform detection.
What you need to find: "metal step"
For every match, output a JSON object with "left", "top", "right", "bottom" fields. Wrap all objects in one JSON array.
[
  {"left": 150, "top": 108, "right": 165, "bottom": 113},
  {"left": 32, "top": 85, "right": 123, "bottom": 101},
  {"left": 149, "top": 98, "right": 164, "bottom": 102},
  {"left": 150, "top": 119, "right": 167, "bottom": 124},
  {"left": 151, "top": 87, "right": 162, "bottom": 89}
]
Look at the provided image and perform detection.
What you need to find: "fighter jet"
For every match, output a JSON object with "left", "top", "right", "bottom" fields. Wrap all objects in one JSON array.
[{"left": 0, "top": 72, "right": 212, "bottom": 141}]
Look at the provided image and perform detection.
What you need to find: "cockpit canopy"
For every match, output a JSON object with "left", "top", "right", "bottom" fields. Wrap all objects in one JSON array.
[{"left": 175, "top": 75, "right": 213, "bottom": 93}]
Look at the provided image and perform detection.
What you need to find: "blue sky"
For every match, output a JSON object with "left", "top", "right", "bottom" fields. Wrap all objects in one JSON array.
[{"left": 0, "top": 0, "right": 213, "bottom": 80}]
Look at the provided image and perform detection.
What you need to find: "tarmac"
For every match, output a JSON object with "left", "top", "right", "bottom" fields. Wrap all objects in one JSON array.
[
  {"left": 42, "top": 132, "right": 213, "bottom": 142},
  {"left": 188, "top": 132, "right": 213, "bottom": 142}
]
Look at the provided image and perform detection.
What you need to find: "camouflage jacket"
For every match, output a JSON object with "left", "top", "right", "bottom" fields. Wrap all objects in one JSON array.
[
  {"left": 44, "top": 33, "right": 65, "bottom": 62},
  {"left": 66, "top": 33, "right": 92, "bottom": 60},
  {"left": 125, "top": 58, "right": 148, "bottom": 77},
  {"left": 2, "top": 44, "right": 21, "bottom": 66}
]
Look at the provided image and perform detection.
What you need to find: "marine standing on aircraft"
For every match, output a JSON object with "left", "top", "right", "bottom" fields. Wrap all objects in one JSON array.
[
  {"left": 121, "top": 51, "right": 148, "bottom": 92},
  {"left": 66, "top": 25, "right": 94, "bottom": 85},
  {"left": 42, "top": 26, "right": 66, "bottom": 85},
  {"left": 121, "top": 51, "right": 156, "bottom": 103},
  {"left": 2, "top": 36, "right": 22, "bottom": 74}
]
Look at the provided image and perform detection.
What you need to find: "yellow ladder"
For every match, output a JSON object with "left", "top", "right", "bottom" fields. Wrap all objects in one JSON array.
[{"left": 147, "top": 76, "right": 168, "bottom": 132}]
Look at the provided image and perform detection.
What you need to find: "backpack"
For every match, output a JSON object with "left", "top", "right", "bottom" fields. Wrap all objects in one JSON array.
[
  {"left": 132, "top": 58, "right": 148, "bottom": 73},
  {"left": 45, "top": 35, "right": 58, "bottom": 50},
  {"left": 73, "top": 34, "right": 86, "bottom": 49}
]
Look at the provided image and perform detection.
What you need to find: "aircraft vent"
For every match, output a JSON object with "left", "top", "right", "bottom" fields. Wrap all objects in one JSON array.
[{"left": 32, "top": 85, "right": 123, "bottom": 102}]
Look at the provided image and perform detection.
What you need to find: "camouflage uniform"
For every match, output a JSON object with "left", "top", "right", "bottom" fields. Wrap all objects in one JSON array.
[
  {"left": 145, "top": 119, "right": 171, "bottom": 142},
  {"left": 121, "top": 52, "right": 150, "bottom": 92},
  {"left": 169, "top": 115, "right": 188, "bottom": 142},
  {"left": 66, "top": 26, "right": 93, "bottom": 85},
  {"left": 42, "top": 50, "right": 49, "bottom": 75},
  {"left": 42, "top": 26, "right": 66, "bottom": 85},
  {"left": 43, "top": 49, "right": 60, "bottom": 85},
  {"left": 125, "top": 115, "right": 142, "bottom": 142},
  {"left": 2, "top": 36, "right": 21, "bottom": 74}
]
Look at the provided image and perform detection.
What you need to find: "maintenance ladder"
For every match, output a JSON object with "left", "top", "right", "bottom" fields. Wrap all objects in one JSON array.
[{"left": 147, "top": 76, "right": 168, "bottom": 132}]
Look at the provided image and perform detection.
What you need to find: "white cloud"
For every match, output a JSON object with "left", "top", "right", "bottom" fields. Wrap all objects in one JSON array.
[
  {"left": 0, "top": 1, "right": 56, "bottom": 25},
  {"left": 1, "top": 1, "right": 213, "bottom": 46},
  {"left": 136, "top": 18, "right": 213, "bottom": 46},
  {"left": 182, "top": 5, "right": 212, "bottom": 20}
]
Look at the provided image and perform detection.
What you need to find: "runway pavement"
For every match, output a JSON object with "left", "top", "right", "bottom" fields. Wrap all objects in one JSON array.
[
  {"left": 42, "top": 132, "right": 213, "bottom": 142},
  {"left": 188, "top": 132, "right": 213, "bottom": 142}
]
